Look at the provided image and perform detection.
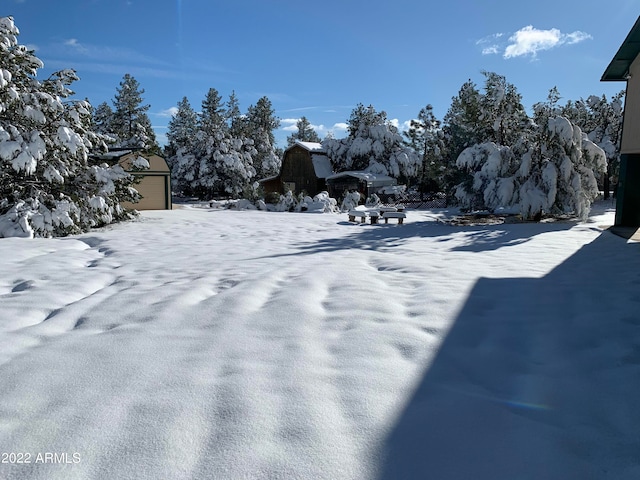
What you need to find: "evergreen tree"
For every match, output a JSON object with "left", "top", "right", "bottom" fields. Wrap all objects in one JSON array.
[
  {"left": 286, "top": 116, "right": 321, "bottom": 146},
  {"left": 441, "top": 80, "right": 485, "bottom": 196},
  {"left": 111, "top": 73, "right": 158, "bottom": 151},
  {"left": 517, "top": 114, "right": 606, "bottom": 220},
  {"left": 164, "top": 96, "right": 197, "bottom": 191},
  {"left": 479, "top": 71, "right": 531, "bottom": 146},
  {"left": 166, "top": 97, "right": 197, "bottom": 156},
  {"left": 0, "top": 16, "right": 138, "bottom": 237},
  {"left": 454, "top": 84, "right": 606, "bottom": 219},
  {"left": 452, "top": 73, "right": 533, "bottom": 209},
  {"left": 323, "top": 103, "right": 420, "bottom": 182},
  {"left": 560, "top": 91, "right": 624, "bottom": 199},
  {"left": 225, "top": 90, "right": 244, "bottom": 138},
  {"left": 92, "top": 101, "right": 116, "bottom": 141},
  {"left": 443, "top": 80, "right": 485, "bottom": 158},
  {"left": 404, "top": 104, "right": 446, "bottom": 192},
  {"left": 245, "top": 96, "right": 280, "bottom": 178},
  {"left": 347, "top": 103, "right": 388, "bottom": 138},
  {"left": 172, "top": 88, "right": 257, "bottom": 198},
  {"left": 200, "top": 87, "right": 226, "bottom": 134}
]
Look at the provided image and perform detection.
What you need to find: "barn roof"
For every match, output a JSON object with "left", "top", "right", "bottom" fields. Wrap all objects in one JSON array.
[
  {"left": 288, "top": 141, "right": 325, "bottom": 153},
  {"left": 311, "top": 154, "right": 333, "bottom": 179},
  {"left": 326, "top": 171, "right": 396, "bottom": 186},
  {"left": 602, "top": 16, "right": 640, "bottom": 81}
]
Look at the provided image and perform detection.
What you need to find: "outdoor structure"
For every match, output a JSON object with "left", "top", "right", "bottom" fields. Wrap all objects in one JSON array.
[
  {"left": 91, "top": 149, "right": 172, "bottom": 210},
  {"left": 260, "top": 141, "right": 333, "bottom": 197},
  {"left": 602, "top": 15, "right": 640, "bottom": 227},
  {"left": 325, "top": 171, "right": 397, "bottom": 199}
]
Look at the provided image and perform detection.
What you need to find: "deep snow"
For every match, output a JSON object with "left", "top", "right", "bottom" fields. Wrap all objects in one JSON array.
[{"left": 1, "top": 202, "right": 639, "bottom": 480}]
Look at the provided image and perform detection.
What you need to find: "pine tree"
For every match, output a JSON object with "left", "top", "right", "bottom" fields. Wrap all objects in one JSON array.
[
  {"left": 585, "top": 92, "right": 624, "bottom": 199},
  {"left": 286, "top": 116, "right": 321, "bottom": 146},
  {"left": 174, "top": 88, "right": 257, "bottom": 198},
  {"left": 443, "top": 80, "right": 485, "bottom": 158},
  {"left": 323, "top": 103, "right": 420, "bottom": 182},
  {"left": 0, "top": 16, "right": 138, "bottom": 237},
  {"left": 92, "top": 101, "right": 116, "bottom": 141},
  {"left": 560, "top": 91, "right": 624, "bottom": 199},
  {"left": 479, "top": 71, "right": 531, "bottom": 146},
  {"left": 405, "top": 105, "right": 445, "bottom": 192},
  {"left": 452, "top": 73, "right": 532, "bottom": 211},
  {"left": 454, "top": 81, "right": 607, "bottom": 219},
  {"left": 245, "top": 96, "right": 280, "bottom": 178},
  {"left": 111, "top": 74, "right": 158, "bottom": 151},
  {"left": 441, "top": 80, "right": 485, "bottom": 197},
  {"left": 225, "top": 90, "right": 244, "bottom": 138},
  {"left": 347, "top": 103, "right": 388, "bottom": 138},
  {"left": 200, "top": 87, "right": 226, "bottom": 134},
  {"left": 164, "top": 96, "right": 197, "bottom": 192},
  {"left": 517, "top": 114, "right": 606, "bottom": 220}
]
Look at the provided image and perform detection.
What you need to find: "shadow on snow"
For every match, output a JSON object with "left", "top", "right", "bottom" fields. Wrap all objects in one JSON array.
[
  {"left": 377, "top": 231, "right": 640, "bottom": 480},
  {"left": 256, "top": 218, "right": 580, "bottom": 259}
]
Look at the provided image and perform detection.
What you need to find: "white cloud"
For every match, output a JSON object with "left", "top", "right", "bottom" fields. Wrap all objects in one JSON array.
[
  {"left": 64, "top": 38, "right": 89, "bottom": 54},
  {"left": 281, "top": 118, "right": 299, "bottom": 132},
  {"left": 156, "top": 107, "right": 179, "bottom": 118},
  {"left": 476, "top": 33, "right": 503, "bottom": 56},
  {"left": 482, "top": 45, "right": 499, "bottom": 55},
  {"left": 389, "top": 119, "right": 413, "bottom": 132},
  {"left": 479, "top": 26, "right": 592, "bottom": 59},
  {"left": 565, "top": 31, "right": 592, "bottom": 45}
]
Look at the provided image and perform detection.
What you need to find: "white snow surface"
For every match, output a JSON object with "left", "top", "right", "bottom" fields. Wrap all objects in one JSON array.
[{"left": 1, "top": 202, "right": 640, "bottom": 480}]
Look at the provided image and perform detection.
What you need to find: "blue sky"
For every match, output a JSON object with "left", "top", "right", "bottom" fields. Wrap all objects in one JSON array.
[{"left": 6, "top": 0, "right": 638, "bottom": 147}]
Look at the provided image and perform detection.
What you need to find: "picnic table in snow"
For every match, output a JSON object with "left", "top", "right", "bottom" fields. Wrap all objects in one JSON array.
[{"left": 347, "top": 207, "right": 406, "bottom": 224}]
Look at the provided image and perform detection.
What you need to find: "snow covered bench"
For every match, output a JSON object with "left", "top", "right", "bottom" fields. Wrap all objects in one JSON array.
[
  {"left": 379, "top": 206, "right": 397, "bottom": 215},
  {"left": 382, "top": 211, "right": 406, "bottom": 224},
  {"left": 348, "top": 210, "right": 380, "bottom": 224},
  {"left": 348, "top": 210, "right": 367, "bottom": 223}
]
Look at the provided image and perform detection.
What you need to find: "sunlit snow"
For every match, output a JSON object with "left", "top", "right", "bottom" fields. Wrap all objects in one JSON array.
[{"left": 1, "top": 202, "right": 639, "bottom": 479}]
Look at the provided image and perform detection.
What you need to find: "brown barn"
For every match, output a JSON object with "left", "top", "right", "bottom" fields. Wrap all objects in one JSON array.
[
  {"left": 260, "top": 141, "right": 333, "bottom": 196},
  {"left": 602, "top": 16, "right": 640, "bottom": 226},
  {"left": 91, "top": 149, "right": 172, "bottom": 210}
]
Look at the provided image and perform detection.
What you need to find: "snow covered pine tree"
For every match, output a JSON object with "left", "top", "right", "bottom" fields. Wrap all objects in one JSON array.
[
  {"left": 323, "top": 103, "right": 420, "bottom": 183},
  {"left": 0, "top": 16, "right": 140, "bottom": 238}
]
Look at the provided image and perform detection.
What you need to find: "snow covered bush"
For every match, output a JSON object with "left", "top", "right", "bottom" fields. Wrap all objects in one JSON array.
[
  {"left": 340, "top": 191, "right": 361, "bottom": 212},
  {"left": 275, "top": 191, "right": 298, "bottom": 212},
  {"left": 300, "top": 191, "right": 338, "bottom": 213},
  {"left": 235, "top": 198, "right": 257, "bottom": 210},
  {"left": 0, "top": 16, "right": 139, "bottom": 238},
  {"left": 365, "top": 193, "right": 381, "bottom": 208}
]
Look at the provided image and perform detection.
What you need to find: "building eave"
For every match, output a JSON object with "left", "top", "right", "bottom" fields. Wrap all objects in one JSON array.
[{"left": 602, "top": 16, "right": 640, "bottom": 82}]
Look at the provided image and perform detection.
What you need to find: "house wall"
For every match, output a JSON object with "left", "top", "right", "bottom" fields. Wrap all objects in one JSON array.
[
  {"left": 621, "top": 55, "right": 640, "bottom": 153},
  {"left": 122, "top": 175, "right": 171, "bottom": 210},
  {"left": 280, "top": 146, "right": 321, "bottom": 195},
  {"left": 616, "top": 55, "right": 640, "bottom": 225},
  {"left": 119, "top": 153, "right": 172, "bottom": 210},
  {"left": 260, "top": 177, "right": 282, "bottom": 195}
]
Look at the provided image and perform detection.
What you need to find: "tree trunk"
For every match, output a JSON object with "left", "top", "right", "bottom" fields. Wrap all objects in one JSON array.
[{"left": 603, "top": 163, "right": 612, "bottom": 200}]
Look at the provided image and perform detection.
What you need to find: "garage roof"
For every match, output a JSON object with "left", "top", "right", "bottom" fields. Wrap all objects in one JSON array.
[{"left": 602, "top": 16, "right": 640, "bottom": 81}]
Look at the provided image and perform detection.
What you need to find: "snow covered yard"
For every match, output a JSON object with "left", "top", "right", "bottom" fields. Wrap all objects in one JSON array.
[{"left": 1, "top": 203, "right": 640, "bottom": 480}]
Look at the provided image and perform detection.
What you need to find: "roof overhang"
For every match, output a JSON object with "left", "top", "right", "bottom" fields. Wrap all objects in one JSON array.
[
  {"left": 326, "top": 171, "right": 396, "bottom": 186},
  {"left": 602, "top": 16, "right": 640, "bottom": 81}
]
